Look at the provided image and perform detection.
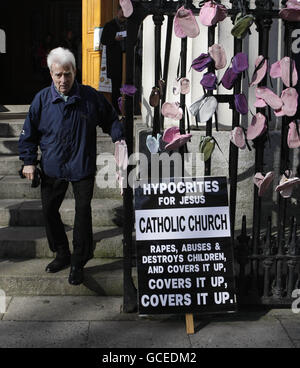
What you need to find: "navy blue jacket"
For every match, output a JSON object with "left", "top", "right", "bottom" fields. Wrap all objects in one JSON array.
[{"left": 18, "top": 82, "right": 123, "bottom": 181}]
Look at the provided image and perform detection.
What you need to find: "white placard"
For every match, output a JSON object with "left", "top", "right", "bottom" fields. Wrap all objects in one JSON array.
[
  {"left": 98, "top": 46, "right": 112, "bottom": 93},
  {"left": 135, "top": 206, "right": 231, "bottom": 241},
  {"left": 94, "top": 27, "right": 102, "bottom": 51},
  {"left": 116, "top": 31, "right": 127, "bottom": 38}
]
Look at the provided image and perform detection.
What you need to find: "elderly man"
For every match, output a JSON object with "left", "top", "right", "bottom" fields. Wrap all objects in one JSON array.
[{"left": 18, "top": 47, "right": 124, "bottom": 285}]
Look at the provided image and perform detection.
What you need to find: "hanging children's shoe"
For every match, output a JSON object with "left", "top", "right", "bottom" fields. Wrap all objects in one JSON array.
[
  {"left": 275, "top": 170, "right": 300, "bottom": 198},
  {"left": 246, "top": 113, "right": 267, "bottom": 140},
  {"left": 287, "top": 121, "right": 300, "bottom": 148},
  {"left": 279, "top": 0, "right": 300, "bottom": 22},
  {"left": 255, "top": 87, "right": 283, "bottom": 110},
  {"left": 231, "top": 12, "right": 254, "bottom": 39},
  {"left": 199, "top": 1, "right": 227, "bottom": 26},
  {"left": 274, "top": 87, "right": 298, "bottom": 117},
  {"left": 119, "top": 0, "right": 133, "bottom": 18},
  {"left": 253, "top": 171, "right": 274, "bottom": 197},
  {"left": 234, "top": 93, "right": 248, "bottom": 115},
  {"left": 250, "top": 55, "right": 268, "bottom": 86},
  {"left": 230, "top": 126, "right": 246, "bottom": 149},
  {"left": 174, "top": 6, "right": 200, "bottom": 38},
  {"left": 208, "top": 44, "right": 227, "bottom": 70}
]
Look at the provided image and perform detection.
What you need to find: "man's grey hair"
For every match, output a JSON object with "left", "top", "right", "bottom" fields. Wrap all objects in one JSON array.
[{"left": 47, "top": 47, "right": 76, "bottom": 71}]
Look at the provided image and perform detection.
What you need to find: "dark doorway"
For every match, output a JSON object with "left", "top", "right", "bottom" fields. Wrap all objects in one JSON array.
[{"left": 0, "top": 0, "right": 82, "bottom": 104}]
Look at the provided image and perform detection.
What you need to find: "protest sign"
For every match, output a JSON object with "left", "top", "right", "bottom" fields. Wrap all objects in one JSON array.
[{"left": 135, "top": 177, "right": 237, "bottom": 315}]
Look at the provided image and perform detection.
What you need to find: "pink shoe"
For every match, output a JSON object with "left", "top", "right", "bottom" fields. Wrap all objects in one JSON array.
[
  {"left": 119, "top": 0, "right": 133, "bottom": 18},
  {"left": 199, "top": 1, "right": 217, "bottom": 26},
  {"left": 280, "top": 87, "right": 298, "bottom": 116},
  {"left": 247, "top": 113, "right": 267, "bottom": 140},
  {"left": 256, "top": 87, "right": 283, "bottom": 110},
  {"left": 162, "top": 126, "right": 180, "bottom": 143},
  {"left": 173, "top": 78, "right": 190, "bottom": 95},
  {"left": 280, "top": 57, "right": 298, "bottom": 87},
  {"left": 161, "top": 102, "right": 183, "bottom": 120},
  {"left": 165, "top": 133, "right": 192, "bottom": 151},
  {"left": 270, "top": 61, "right": 281, "bottom": 79},
  {"left": 253, "top": 171, "right": 274, "bottom": 197},
  {"left": 287, "top": 0, "right": 300, "bottom": 9},
  {"left": 270, "top": 57, "right": 298, "bottom": 87},
  {"left": 275, "top": 170, "right": 300, "bottom": 198},
  {"left": 253, "top": 98, "right": 267, "bottom": 108},
  {"left": 199, "top": 1, "right": 227, "bottom": 26},
  {"left": 180, "top": 78, "right": 190, "bottom": 94},
  {"left": 162, "top": 126, "right": 192, "bottom": 151},
  {"left": 174, "top": 6, "right": 200, "bottom": 38},
  {"left": 208, "top": 44, "right": 227, "bottom": 70},
  {"left": 287, "top": 121, "right": 300, "bottom": 148},
  {"left": 280, "top": 0, "right": 300, "bottom": 21},
  {"left": 230, "top": 127, "right": 246, "bottom": 149},
  {"left": 114, "top": 140, "right": 128, "bottom": 170},
  {"left": 250, "top": 55, "right": 268, "bottom": 86}
]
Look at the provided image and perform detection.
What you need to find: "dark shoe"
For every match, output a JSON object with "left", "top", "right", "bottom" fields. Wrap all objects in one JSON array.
[
  {"left": 149, "top": 86, "right": 160, "bottom": 107},
  {"left": 45, "top": 256, "right": 70, "bottom": 273},
  {"left": 68, "top": 266, "right": 84, "bottom": 285}
]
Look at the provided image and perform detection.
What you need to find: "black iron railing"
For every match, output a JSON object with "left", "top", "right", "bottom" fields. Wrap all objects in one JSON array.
[{"left": 122, "top": 0, "right": 300, "bottom": 310}]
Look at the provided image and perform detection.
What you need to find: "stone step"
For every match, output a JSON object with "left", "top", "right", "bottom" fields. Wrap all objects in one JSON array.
[
  {"left": 0, "top": 258, "right": 137, "bottom": 296},
  {"left": 0, "top": 155, "right": 25, "bottom": 175},
  {"left": 0, "top": 137, "right": 18, "bottom": 155},
  {"left": 0, "top": 105, "right": 29, "bottom": 114},
  {"left": 0, "top": 152, "right": 117, "bottom": 176},
  {"left": 0, "top": 119, "right": 114, "bottom": 138},
  {"left": 0, "top": 136, "right": 115, "bottom": 155},
  {"left": 0, "top": 226, "right": 129, "bottom": 259},
  {"left": 0, "top": 176, "right": 122, "bottom": 199},
  {"left": 0, "top": 198, "right": 123, "bottom": 227}
]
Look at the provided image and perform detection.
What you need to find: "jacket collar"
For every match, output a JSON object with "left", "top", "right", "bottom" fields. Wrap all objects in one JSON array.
[{"left": 51, "top": 81, "right": 81, "bottom": 104}]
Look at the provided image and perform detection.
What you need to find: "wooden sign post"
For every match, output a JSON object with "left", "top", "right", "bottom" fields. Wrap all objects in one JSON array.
[
  {"left": 185, "top": 313, "right": 194, "bottom": 335},
  {"left": 134, "top": 176, "right": 237, "bottom": 335}
]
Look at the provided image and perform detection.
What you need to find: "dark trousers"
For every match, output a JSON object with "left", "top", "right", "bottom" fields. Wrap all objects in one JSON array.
[{"left": 41, "top": 175, "right": 95, "bottom": 267}]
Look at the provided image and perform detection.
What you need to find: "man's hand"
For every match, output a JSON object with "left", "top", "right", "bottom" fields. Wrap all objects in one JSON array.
[
  {"left": 22, "top": 165, "right": 36, "bottom": 181},
  {"left": 115, "top": 35, "right": 123, "bottom": 41},
  {"left": 111, "top": 120, "right": 125, "bottom": 143}
]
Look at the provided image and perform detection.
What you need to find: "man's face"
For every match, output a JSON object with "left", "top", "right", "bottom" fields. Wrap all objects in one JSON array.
[{"left": 50, "top": 63, "right": 76, "bottom": 95}]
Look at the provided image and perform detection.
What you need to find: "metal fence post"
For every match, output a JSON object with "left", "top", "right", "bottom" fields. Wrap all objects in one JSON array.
[{"left": 122, "top": 2, "right": 148, "bottom": 312}]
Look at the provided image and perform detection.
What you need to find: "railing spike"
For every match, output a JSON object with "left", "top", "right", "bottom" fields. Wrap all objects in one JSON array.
[
  {"left": 263, "top": 216, "right": 274, "bottom": 256},
  {"left": 287, "top": 216, "right": 299, "bottom": 256}
]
